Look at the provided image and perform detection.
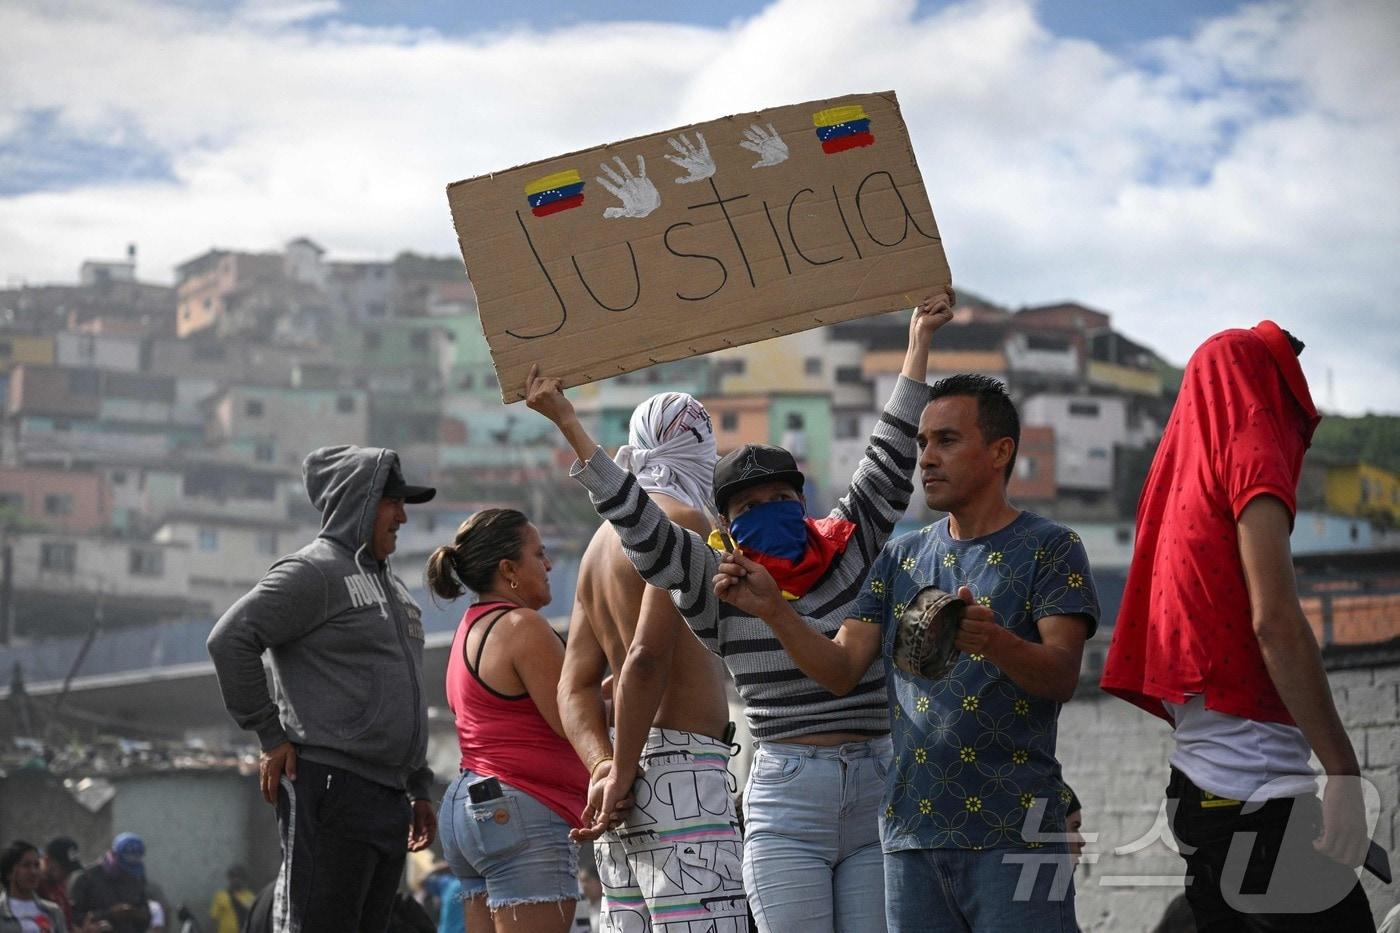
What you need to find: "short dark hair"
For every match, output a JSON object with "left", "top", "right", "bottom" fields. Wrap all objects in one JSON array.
[
  {"left": 1, "top": 839, "right": 38, "bottom": 887},
  {"left": 927, "top": 374, "right": 1021, "bottom": 483}
]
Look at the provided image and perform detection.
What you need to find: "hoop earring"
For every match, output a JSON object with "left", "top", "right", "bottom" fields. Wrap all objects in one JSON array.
[{"left": 510, "top": 580, "right": 518, "bottom": 590}]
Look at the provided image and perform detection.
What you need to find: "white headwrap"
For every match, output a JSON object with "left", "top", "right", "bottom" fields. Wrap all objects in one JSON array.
[{"left": 614, "top": 392, "right": 717, "bottom": 512}]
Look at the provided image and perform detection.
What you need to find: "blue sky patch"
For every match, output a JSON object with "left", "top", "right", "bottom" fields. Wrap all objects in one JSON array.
[{"left": 0, "top": 109, "right": 176, "bottom": 197}]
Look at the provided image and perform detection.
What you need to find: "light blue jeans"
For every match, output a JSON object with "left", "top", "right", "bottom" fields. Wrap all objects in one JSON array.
[{"left": 741, "top": 736, "right": 892, "bottom": 933}]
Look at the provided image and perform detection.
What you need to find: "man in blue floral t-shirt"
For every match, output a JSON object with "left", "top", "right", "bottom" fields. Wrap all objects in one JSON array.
[{"left": 715, "top": 374, "right": 1098, "bottom": 931}]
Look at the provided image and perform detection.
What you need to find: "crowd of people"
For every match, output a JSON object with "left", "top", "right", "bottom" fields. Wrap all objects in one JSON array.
[
  {"left": 197, "top": 295, "right": 1383, "bottom": 932},
  {"left": 0, "top": 834, "right": 255, "bottom": 933}
]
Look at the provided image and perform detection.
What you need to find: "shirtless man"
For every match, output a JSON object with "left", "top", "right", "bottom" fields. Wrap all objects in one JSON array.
[{"left": 557, "top": 392, "right": 747, "bottom": 933}]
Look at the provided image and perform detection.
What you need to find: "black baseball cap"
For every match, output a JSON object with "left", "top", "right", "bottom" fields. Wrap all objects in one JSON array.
[
  {"left": 713, "top": 444, "right": 805, "bottom": 513},
  {"left": 45, "top": 837, "right": 83, "bottom": 873},
  {"left": 383, "top": 463, "right": 436, "bottom": 504}
]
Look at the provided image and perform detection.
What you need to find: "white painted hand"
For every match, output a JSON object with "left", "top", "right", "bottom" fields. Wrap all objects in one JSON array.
[
  {"left": 597, "top": 155, "right": 660, "bottom": 219},
  {"left": 739, "top": 123, "right": 788, "bottom": 168},
  {"left": 665, "top": 132, "right": 716, "bottom": 184}
]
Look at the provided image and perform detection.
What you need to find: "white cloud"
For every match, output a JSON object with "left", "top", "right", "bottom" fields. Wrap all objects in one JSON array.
[{"left": 0, "top": 0, "right": 1396, "bottom": 412}]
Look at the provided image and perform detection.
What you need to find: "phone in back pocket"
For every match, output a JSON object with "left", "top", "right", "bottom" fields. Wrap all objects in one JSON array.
[{"left": 467, "top": 776, "right": 502, "bottom": 803}]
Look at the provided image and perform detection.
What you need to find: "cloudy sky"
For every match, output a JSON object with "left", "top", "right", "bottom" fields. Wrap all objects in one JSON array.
[{"left": 2, "top": 0, "right": 1396, "bottom": 412}]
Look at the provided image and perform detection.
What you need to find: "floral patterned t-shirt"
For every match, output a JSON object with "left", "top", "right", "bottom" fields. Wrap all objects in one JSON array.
[{"left": 852, "top": 511, "right": 1099, "bottom": 851}]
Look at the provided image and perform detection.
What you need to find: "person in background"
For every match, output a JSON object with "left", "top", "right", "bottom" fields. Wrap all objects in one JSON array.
[
  {"left": 207, "top": 865, "right": 253, "bottom": 933},
  {"left": 38, "top": 837, "right": 82, "bottom": 926},
  {"left": 573, "top": 866, "right": 602, "bottom": 932},
  {"left": 427, "top": 508, "right": 588, "bottom": 933},
  {"left": 418, "top": 860, "right": 465, "bottom": 933},
  {"left": 2, "top": 839, "right": 70, "bottom": 933},
  {"left": 69, "top": 834, "right": 150, "bottom": 933},
  {"left": 1065, "top": 787, "right": 1085, "bottom": 868}
]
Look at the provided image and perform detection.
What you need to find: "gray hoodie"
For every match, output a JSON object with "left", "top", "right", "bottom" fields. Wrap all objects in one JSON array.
[{"left": 207, "top": 445, "right": 432, "bottom": 799}]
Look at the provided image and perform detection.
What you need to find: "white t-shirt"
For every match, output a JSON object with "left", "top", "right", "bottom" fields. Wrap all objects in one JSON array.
[
  {"left": 1167, "top": 694, "right": 1317, "bottom": 800},
  {"left": 7, "top": 897, "right": 52, "bottom": 932}
]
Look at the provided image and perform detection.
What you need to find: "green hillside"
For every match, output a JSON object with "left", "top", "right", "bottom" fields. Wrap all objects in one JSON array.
[{"left": 1312, "top": 414, "right": 1400, "bottom": 473}]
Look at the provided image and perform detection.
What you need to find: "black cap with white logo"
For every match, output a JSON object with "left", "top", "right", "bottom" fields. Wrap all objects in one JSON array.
[{"left": 712, "top": 444, "right": 804, "bottom": 514}]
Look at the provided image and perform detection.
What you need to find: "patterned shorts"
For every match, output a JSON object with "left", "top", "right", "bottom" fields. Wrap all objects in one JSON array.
[{"left": 594, "top": 728, "right": 748, "bottom": 932}]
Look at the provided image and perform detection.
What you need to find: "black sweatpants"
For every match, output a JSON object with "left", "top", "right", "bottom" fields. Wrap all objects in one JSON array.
[
  {"left": 1166, "top": 767, "right": 1375, "bottom": 932},
  {"left": 273, "top": 757, "right": 412, "bottom": 933}
]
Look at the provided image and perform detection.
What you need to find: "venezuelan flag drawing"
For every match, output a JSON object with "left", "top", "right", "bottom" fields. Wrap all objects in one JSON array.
[
  {"left": 524, "top": 170, "right": 585, "bottom": 217},
  {"left": 812, "top": 105, "right": 875, "bottom": 155}
]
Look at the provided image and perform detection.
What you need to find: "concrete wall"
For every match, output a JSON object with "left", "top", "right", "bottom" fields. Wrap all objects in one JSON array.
[
  {"left": 1061, "top": 653, "right": 1400, "bottom": 931},
  {"left": 110, "top": 771, "right": 281, "bottom": 915}
]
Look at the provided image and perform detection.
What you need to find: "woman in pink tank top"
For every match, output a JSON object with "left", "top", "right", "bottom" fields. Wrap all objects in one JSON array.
[{"left": 426, "top": 508, "right": 588, "bottom": 933}]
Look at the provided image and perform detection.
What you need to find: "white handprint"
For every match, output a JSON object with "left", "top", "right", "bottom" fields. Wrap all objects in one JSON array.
[
  {"left": 739, "top": 123, "right": 788, "bottom": 168},
  {"left": 596, "top": 155, "right": 660, "bottom": 219},
  {"left": 665, "top": 132, "right": 716, "bottom": 185}
]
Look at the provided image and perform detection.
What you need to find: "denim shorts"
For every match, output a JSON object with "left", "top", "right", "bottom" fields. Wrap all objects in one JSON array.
[{"left": 438, "top": 769, "right": 580, "bottom": 909}]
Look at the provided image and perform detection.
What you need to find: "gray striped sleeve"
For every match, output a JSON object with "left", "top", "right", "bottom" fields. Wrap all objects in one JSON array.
[
  {"left": 571, "top": 450, "right": 721, "bottom": 648},
  {"left": 833, "top": 374, "right": 926, "bottom": 557}
]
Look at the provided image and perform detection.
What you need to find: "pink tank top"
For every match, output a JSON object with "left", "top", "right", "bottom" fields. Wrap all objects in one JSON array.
[{"left": 446, "top": 601, "right": 588, "bottom": 827}]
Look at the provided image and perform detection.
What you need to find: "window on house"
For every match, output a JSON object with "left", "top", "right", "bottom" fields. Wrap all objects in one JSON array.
[
  {"left": 715, "top": 359, "right": 746, "bottom": 377},
  {"left": 245, "top": 399, "right": 264, "bottom": 417},
  {"left": 835, "top": 414, "right": 861, "bottom": 439},
  {"left": 44, "top": 494, "right": 73, "bottom": 516},
  {"left": 41, "top": 542, "right": 77, "bottom": 573},
  {"left": 336, "top": 395, "right": 356, "bottom": 414},
  {"left": 1115, "top": 527, "right": 1132, "bottom": 544},
  {"left": 721, "top": 412, "right": 739, "bottom": 432},
  {"left": 112, "top": 470, "right": 128, "bottom": 485},
  {"left": 804, "top": 357, "right": 821, "bottom": 376},
  {"left": 0, "top": 342, "right": 11, "bottom": 359},
  {"left": 254, "top": 442, "right": 275, "bottom": 463},
  {"left": 785, "top": 413, "right": 805, "bottom": 431},
  {"left": 256, "top": 532, "right": 278, "bottom": 555},
  {"left": 1017, "top": 457, "right": 1036, "bottom": 479},
  {"left": 1088, "top": 447, "right": 1109, "bottom": 459},
  {"left": 129, "top": 548, "right": 165, "bottom": 577},
  {"left": 198, "top": 527, "right": 219, "bottom": 551},
  {"left": 0, "top": 493, "right": 24, "bottom": 511},
  {"left": 835, "top": 366, "right": 863, "bottom": 384},
  {"left": 1068, "top": 401, "right": 1100, "bottom": 417},
  {"left": 193, "top": 343, "right": 226, "bottom": 361},
  {"left": 410, "top": 331, "right": 431, "bottom": 352}
]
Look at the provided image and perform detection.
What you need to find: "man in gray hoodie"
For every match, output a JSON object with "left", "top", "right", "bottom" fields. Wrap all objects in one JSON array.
[{"left": 208, "top": 445, "right": 437, "bottom": 933}]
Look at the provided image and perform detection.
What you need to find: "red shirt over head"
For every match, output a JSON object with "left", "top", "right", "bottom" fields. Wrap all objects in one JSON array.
[{"left": 1101, "top": 320, "right": 1320, "bottom": 724}]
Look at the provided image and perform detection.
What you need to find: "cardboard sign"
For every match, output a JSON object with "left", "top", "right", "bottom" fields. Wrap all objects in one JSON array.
[{"left": 446, "top": 91, "right": 951, "bottom": 402}]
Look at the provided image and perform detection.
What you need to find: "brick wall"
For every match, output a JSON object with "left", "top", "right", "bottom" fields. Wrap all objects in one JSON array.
[{"left": 1062, "top": 647, "right": 1400, "bottom": 931}]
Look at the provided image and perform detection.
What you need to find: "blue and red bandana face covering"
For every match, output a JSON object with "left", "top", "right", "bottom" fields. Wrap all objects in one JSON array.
[{"left": 722, "top": 499, "right": 857, "bottom": 599}]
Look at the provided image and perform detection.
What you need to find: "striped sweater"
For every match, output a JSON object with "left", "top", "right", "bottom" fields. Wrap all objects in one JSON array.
[{"left": 571, "top": 375, "right": 927, "bottom": 742}]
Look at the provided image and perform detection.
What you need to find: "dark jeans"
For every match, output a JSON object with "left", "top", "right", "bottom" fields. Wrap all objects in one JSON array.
[
  {"left": 274, "top": 757, "right": 412, "bottom": 933},
  {"left": 1166, "top": 767, "right": 1374, "bottom": 932}
]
